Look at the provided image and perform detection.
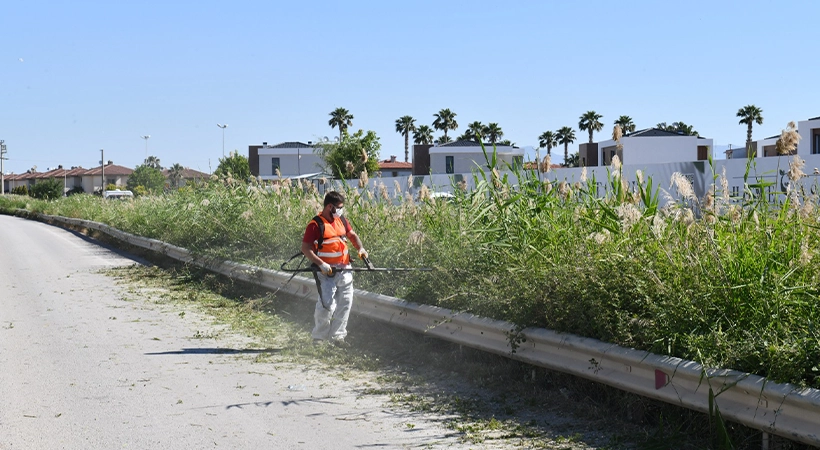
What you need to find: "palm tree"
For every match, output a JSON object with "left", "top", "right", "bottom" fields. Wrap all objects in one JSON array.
[
  {"left": 671, "top": 121, "right": 699, "bottom": 136},
  {"left": 456, "top": 131, "right": 474, "bottom": 141},
  {"left": 168, "top": 163, "right": 184, "bottom": 188},
  {"left": 435, "top": 135, "right": 453, "bottom": 145},
  {"left": 656, "top": 122, "right": 670, "bottom": 131},
  {"left": 413, "top": 125, "right": 434, "bottom": 145},
  {"left": 395, "top": 115, "right": 416, "bottom": 163},
  {"left": 432, "top": 108, "right": 458, "bottom": 140},
  {"left": 556, "top": 126, "right": 576, "bottom": 164},
  {"left": 467, "top": 121, "right": 485, "bottom": 141},
  {"left": 578, "top": 111, "right": 603, "bottom": 144},
  {"left": 614, "top": 115, "right": 636, "bottom": 135},
  {"left": 144, "top": 155, "right": 162, "bottom": 169},
  {"left": 538, "top": 130, "right": 558, "bottom": 156},
  {"left": 484, "top": 123, "right": 503, "bottom": 144},
  {"left": 328, "top": 107, "right": 353, "bottom": 140},
  {"left": 737, "top": 104, "right": 764, "bottom": 151}
]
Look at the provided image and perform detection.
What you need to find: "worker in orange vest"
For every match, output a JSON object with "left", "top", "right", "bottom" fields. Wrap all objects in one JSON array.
[{"left": 301, "top": 191, "right": 367, "bottom": 346}]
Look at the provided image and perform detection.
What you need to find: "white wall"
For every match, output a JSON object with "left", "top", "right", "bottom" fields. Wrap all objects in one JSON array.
[
  {"left": 544, "top": 154, "right": 820, "bottom": 205},
  {"left": 596, "top": 136, "right": 713, "bottom": 165},
  {"left": 258, "top": 147, "right": 324, "bottom": 177},
  {"left": 428, "top": 145, "right": 524, "bottom": 174}
]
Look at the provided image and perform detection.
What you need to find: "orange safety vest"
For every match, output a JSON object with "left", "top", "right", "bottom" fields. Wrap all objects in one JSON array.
[{"left": 313, "top": 215, "right": 350, "bottom": 265}]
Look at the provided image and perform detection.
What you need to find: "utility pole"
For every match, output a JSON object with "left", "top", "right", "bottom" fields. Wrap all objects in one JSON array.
[
  {"left": 0, "top": 140, "right": 6, "bottom": 195},
  {"left": 100, "top": 149, "right": 105, "bottom": 194}
]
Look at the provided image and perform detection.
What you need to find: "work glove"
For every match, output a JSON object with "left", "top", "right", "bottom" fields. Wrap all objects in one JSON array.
[
  {"left": 358, "top": 249, "right": 368, "bottom": 260},
  {"left": 318, "top": 262, "right": 333, "bottom": 276}
]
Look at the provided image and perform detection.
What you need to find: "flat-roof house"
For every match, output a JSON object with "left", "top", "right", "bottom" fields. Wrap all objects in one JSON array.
[
  {"left": 798, "top": 116, "right": 820, "bottom": 156},
  {"left": 417, "top": 140, "right": 524, "bottom": 175},
  {"left": 249, "top": 142, "right": 325, "bottom": 179},
  {"left": 588, "top": 128, "right": 713, "bottom": 167}
]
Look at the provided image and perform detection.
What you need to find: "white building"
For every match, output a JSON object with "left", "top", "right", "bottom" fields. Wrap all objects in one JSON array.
[
  {"left": 253, "top": 142, "right": 325, "bottom": 179},
  {"left": 427, "top": 140, "right": 524, "bottom": 175},
  {"left": 798, "top": 116, "right": 820, "bottom": 156},
  {"left": 591, "top": 128, "right": 713, "bottom": 166}
]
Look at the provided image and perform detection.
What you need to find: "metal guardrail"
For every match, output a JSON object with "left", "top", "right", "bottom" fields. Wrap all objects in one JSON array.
[{"left": 28, "top": 212, "right": 820, "bottom": 447}]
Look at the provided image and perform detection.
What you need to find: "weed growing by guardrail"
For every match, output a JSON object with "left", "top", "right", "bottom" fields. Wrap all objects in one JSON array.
[{"left": 2, "top": 154, "right": 819, "bottom": 389}]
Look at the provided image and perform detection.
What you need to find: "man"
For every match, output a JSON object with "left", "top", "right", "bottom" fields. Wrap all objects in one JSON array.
[{"left": 301, "top": 191, "right": 367, "bottom": 346}]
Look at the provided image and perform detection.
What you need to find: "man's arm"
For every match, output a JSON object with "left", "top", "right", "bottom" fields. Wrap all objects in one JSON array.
[
  {"left": 301, "top": 240, "right": 325, "bottom": 267},
  {"left": 347, "top": 230, "right": 366, "bottom": 256}
]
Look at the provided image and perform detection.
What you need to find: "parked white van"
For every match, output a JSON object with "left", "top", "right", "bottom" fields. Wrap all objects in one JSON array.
[{"left": 103, "top": 189, "right": 134, "bottom": 200}]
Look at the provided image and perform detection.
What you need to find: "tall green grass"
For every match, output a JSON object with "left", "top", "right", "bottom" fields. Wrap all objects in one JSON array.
[{"left": 2, "top": 157, "right": 819, "bottom": 388}]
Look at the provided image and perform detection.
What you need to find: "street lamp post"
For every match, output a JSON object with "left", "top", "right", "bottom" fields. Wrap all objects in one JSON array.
[
  {"left": 217, "top": 124, "right": 228, "bottom": 157},
  {"left": 0, "top": 140, "right": 6, "bottom": 195},
  {"left": 141, "top": 135, "right": 151, "bottom": 160}
]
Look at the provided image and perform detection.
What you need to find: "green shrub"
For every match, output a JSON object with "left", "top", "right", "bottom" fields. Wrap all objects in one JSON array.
[
  {"left": 30, "top": 178, "right": 63, "bottom": 200},
  {"left": 11, "top": 185, "right": 28, "bottom": 196},
  {"left": 127, "top": 165, "right": 165, "bottom": 193}
]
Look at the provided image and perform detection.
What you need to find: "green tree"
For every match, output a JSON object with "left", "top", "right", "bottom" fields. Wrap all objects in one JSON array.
[
  {"left": 30, "top": 178, "right": 63, "bottom": 200},
  {"left": 565, "top": 151, "right": 580, "bottom": 168},
  {"left": 413, "top": 125, "right": 434, "bottom": 145},
  {"left": 538, "top": 130, "right": 558, "bottom": 156},
  {"left": 317, "top": 129, "right": 381, "bottom": 179},
  {"left": 432, "top": 108, "right": 458, "bottom": 140},
  {"left": 578, "top": 110, "right": 603, "bottom": 144},
  {"left": 214, "top": 152, "right": 251, "bottom": 181},
  {"left": 467, "top": 121, "right": 485, "bottom": 141},
  {"left": 484, "top": 123, "right": 503, "bottom": 144},
  {"left": 456, "top": 131, "right": 474, "bottom": 141},
  {"left": 671, "top": 121, "right": 699, "bottom": 136},
  {"left": 556, "top": 126, "right": 577, "bottom": 164},
  {"left": 657, "top": 121, "right": 699, "bottom": 136},
  {"left": 737, "top": 104, "right": 764, "bottom": 151},
  {"left": 127, "top": 164, "right": 166, "bottom": 194},
  {"left": 168, "top": 163, "right": 185, "bottom": 188},
  {"left": 614, "top": 115, "right": 636, "bottom": 135},
  {"left": 144, "top": 155, "right": 162, "bottom": 169},
  {"left": 435, "top": 135, "right": 453, "bottom": 145},
  {"left": 394, "top": 115, "right": 416, "bottom": 163},
  {"left": 328, "top": 107, "right": 354, "bottom": 141}
]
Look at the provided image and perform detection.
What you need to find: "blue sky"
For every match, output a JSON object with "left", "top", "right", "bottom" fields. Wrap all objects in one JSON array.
[{"left": 2, "top": 0, "right": 818, "bottom": 174}]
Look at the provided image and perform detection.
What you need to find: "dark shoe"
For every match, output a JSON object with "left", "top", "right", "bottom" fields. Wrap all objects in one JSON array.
[
  {"left": 312, "top": 338, "right": 326, "bottom": 346},
  {"left": 331, "top": 338, "right": 350, "bottom": 348}
]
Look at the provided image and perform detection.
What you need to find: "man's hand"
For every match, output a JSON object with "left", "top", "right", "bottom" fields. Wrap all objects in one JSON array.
[
  {"left": 358, "top": 248, "right": 368, "bottom": 260},
  {"left": 318, "top": 262, "right": 333, "bottom": 275}
]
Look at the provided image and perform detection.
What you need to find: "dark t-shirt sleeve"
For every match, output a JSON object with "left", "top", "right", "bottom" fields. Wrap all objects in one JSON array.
[{"left": 303, "top": 221, "right": 320, "bottom": 244}]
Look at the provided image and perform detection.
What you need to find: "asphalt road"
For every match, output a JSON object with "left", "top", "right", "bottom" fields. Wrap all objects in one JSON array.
[{"left": 0, "top": 215, "right": 471, "bottom": 449}]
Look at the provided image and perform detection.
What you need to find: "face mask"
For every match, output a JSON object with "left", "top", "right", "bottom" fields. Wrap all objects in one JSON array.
[{"left": 332, "top": 207, "right": 344, "bottom": 218}]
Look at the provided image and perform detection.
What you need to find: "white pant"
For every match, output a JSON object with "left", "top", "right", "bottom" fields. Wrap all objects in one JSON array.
[{"left": 311, "top": 269, "right": 354, "bottom": 341}]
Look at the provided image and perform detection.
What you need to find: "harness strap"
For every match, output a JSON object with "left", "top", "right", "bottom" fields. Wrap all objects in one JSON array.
[{"left": 313, "top": 215, "right": 349, "bottom": 250}]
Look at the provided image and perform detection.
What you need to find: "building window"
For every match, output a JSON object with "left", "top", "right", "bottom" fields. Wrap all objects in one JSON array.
[
  {"left": 391, "top": 171, "right": 398, "bottom": 177},
  {"left": 512, "top": 156, "right": 523, "bottom": 171},
  {"left": 814, "top": 133, "right": 820, "bottom": 154},
  {"left": 445, "top": 156, "right": 454, "bottom": 174},
  {"left": 272, "top": 158, "right": 280, "bottom": 174}
]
